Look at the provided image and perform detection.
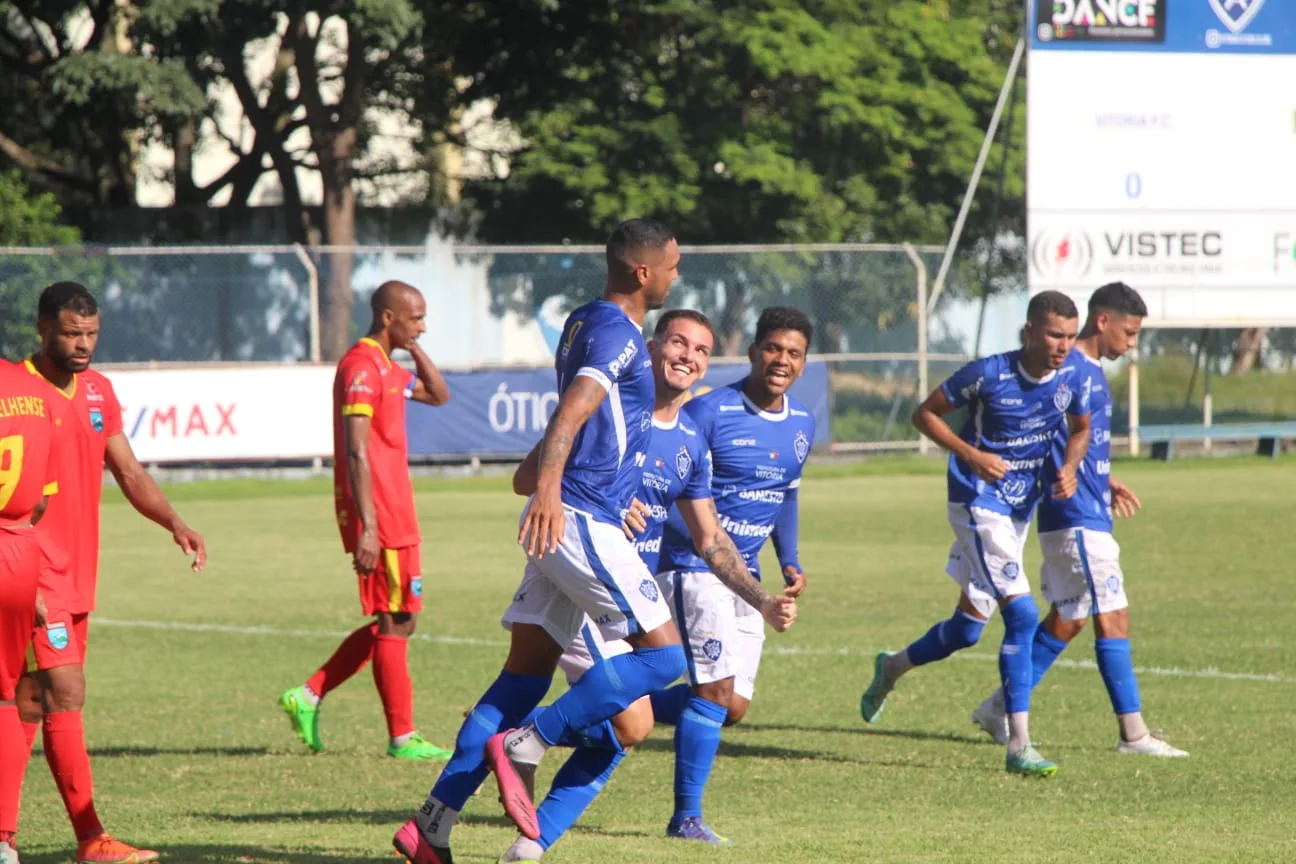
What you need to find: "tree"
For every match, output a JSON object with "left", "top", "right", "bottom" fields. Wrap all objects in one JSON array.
[
  {"left": 0, "top": 0, "right": 207, "bottom": 213},
  {"left": 447, "top": 0, "right": 1025, "bottom": 353},
  {"left": 0, "top": 170, "right": 80, "bottom": 356}
]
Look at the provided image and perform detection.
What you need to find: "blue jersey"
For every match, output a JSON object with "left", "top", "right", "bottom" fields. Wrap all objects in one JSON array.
[
  {"left": 660, "top": 380, "right": 815, "bottom": 579},
  {"left": 1038, "top": 352, "right": 1111, "bottom": 533},
  {"left": 941, "top": 349, "right": 1089, "bottom": 520},
  {"left": 554, "top": 299, "right": 656, "bottom": 526},
  {"left": 630, "top": 415, "right": 713, "bottom": 574}
]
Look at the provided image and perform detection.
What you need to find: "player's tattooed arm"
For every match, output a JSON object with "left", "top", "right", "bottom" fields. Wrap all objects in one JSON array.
[
  {"left": 520, "top": 375, "right": 608, "bottom": 557},
  {"left": 676, "top": 498, "right": 764, "bottom": 609}
]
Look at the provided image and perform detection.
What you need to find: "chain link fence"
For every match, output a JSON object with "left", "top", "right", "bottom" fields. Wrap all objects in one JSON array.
[{"left": 0, "top": 242, "right": 1015, "bottom": 449}]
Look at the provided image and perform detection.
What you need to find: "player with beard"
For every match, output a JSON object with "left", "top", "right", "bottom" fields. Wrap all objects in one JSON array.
[{"left": 15, "top": 282, "right": 206, "bottom": 864}]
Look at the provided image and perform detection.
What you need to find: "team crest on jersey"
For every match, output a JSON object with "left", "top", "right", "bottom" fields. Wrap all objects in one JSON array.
[
  {"left": 1053, "top": 384, "right": 1073, "bottom": 413},
  {"left": 1002, "top": 561, "right": 1020, "bottom": 581},
  {"left": 411, "top": 578, "right": 423, "bottom": 598},
  {"left": 638, "top": 579, "right": 660, "bottom": 602},
  {"left": 675, "top": 446, "right": 692, "bottom": 479},
  {"left": 46, "top": 622, "right": 69, "bottom": 651},
  {"left": 794, "top": 429, "right": 810, "bottom": 464},
  {"left": 89, "top": 408, "right": 104, "bottom": 432},
  {"left": 701, "top": 638, "right": 723, "bottom": 662}
]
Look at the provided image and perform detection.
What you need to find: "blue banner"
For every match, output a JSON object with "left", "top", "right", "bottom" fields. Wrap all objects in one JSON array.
[
  {"left": 406, "top": 361, "right": 832, "bottom": 457},
  {"left": 1030, "top": 0, "right": 1296, "bottom": 54}
]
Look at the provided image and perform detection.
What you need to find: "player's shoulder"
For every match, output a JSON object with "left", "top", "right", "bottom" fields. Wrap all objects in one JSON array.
[
  {"left": 786, "top": 391, "right": 814, "bottom": 422},
  {"left": 683, "top": 381, "right": 741, "bottom": 419}
]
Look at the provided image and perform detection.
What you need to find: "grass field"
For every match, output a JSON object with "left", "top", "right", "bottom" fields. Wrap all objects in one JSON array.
[{"left": 16, "top": 457, "right": 1296, "bottom": 864}]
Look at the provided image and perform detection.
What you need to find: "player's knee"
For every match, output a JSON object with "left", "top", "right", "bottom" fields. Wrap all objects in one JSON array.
[
  {"left": 1093, "top": 608, "right": 1129, "bottom": 639},
  {"left": 948, "top": 610, "right": 987, "bottom": 649},
  {"left": 723, "top": 698, "right": 749, "bottom": 727},
  {"left": 1000, "top": 595, "right": 1039, "bottom": 636},
  {"left": 41, "top": 670, "right": 86, "bottom": 713},
  {"left": 612, "top": 699, "right": 655, "bottom": 748},
  {"left": 1046, "top": 610, "right": 1086, "bottom": 642},
  {"left": 15, "top": 676, "right": 43, "bottom": 724}
]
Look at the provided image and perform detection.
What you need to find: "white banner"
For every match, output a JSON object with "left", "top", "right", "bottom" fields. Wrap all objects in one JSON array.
[{"left": 103, "top": 365, "right": 335, "bottom": 463}]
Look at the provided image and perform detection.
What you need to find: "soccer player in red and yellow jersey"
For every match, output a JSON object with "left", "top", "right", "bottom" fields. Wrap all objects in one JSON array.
[
  {"left": 15, "top": 282, "right": 207, "bottom": 864},
  {"left": 279, "top": 280, "right": 454, "bottom": 760},
  {"left": 0, "top": 358, "right": 63, "bottom": 864}
]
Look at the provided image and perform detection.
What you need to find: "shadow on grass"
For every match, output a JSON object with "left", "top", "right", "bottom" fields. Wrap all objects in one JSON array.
[
  {"left": 200, "top": 809, "right": 654, "bottom": 841},
  {"left": 634, "top": 735, "right": 945, "bottom": 768},
  {"left": 20, "top": 845, "right": 396, "bottom": 864},
  {"left": 740, "top": 720, "right": 995, "bottom": 747},
  {"left": 84, "top": 745, "right": 272, "bottom": 758}
]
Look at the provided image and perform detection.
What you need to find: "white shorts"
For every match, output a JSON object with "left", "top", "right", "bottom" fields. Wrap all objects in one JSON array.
[
  {"left": 501, "top": 502, "right": 672, "bottom": 649},
  {"left": 945, "top": 504, "right": 1032, "bottom": 618},
  {"left": 1039, "top": 528, "right": 1128, "bottom": 621},
  {"left": 556, "top": 619, "right": 632, "bottom": 686},
  {"left": 658, "top": 570, "right": 765, "bottom": 701}
]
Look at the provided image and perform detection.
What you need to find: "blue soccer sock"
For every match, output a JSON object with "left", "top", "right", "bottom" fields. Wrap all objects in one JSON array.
[
  {"left": 905, "top": 609, "right": 986, "bottom": 667},
  {"left": 533, "top": 646, "right": 686, "bottom": 747},
  {"left": 1031, "top": 625, "right": 1069, "bottom": 687},
  {"left": 536, "top": 744, "right": 625, "bottom": 851},
  {"left": 429, "top": 670, "right": 550, "bottom": 810},
  {"left": 672, "top": 696, "right": 728, "bottom": 821},
  {"left": 1095, "top": 637, "right": 1141, "bottom": 716},
  {"left": 650, "top": 683, "right": 691, "bottom": 726},
  {"left": 999, "top": 595, "right": 1040, "bottom": 715}
]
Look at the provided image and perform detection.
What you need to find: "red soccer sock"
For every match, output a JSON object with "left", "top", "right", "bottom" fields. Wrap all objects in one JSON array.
[
  {"left": 306, "top": 622, "right": 378, "bottom": 699},
  {"left": 372, "top": 634, "right": 414, "bottom": 739},
  {"left": 0, "top": 706, "right": 30, "bottom": 839},
  {"left": 42, "top": 711, "right": 104, "bottom": 842},
  {"left": 21, "top": 720, "right": 38, "bottom": 752}
]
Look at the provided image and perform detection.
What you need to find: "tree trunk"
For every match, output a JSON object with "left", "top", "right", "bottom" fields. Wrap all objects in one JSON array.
[
  {"left": 173, "top": 119, "right": 198, "bottom": 205},
  {"left": 319, "top": 128, "right": 358, "bottom": 360},
  {"left": 718, "top": 282, "right": 750, "bottom": 357},
  {"left": 1230, "top": 327, "right": 1266, "bottom": 375}
]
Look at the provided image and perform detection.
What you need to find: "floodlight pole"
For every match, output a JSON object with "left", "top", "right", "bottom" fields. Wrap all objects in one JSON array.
[{"left": 928, "top": 35, "right": 1026, "bottom": 316}]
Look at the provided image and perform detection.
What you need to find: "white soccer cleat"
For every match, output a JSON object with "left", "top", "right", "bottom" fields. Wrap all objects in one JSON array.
[
  {"left": 499, "top": 836, "right": 544, "bottom": 862},
  {"left": 1116, "top": 733, "right": 1189, "bottom": 758},
  {"left": 971, "top": 694, "right": 1009, "bottom": 746}
]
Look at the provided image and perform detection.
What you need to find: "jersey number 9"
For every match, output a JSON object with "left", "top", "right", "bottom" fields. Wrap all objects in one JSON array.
[{"left": 0, "top": 434, "right": 25, "bottom": 509}]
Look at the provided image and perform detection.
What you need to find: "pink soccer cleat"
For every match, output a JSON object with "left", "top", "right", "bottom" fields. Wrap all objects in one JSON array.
[{"left": 484, "top": 731, "right": 540, "bottom": 840}]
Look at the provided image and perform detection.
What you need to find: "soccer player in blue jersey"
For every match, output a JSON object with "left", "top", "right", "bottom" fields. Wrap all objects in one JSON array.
[
  {"left": 497, "top": 308, "right": 721, "bottom": 863},
  {"left": 392, "top": 222, "right": 797, "bottom": 864},
  {"left": 860, "top": 290, "right": 1091, "bottom": 777},
  {"left": 647, "top": 305, "right": 816, "bottom": 843},
  {"left": 969, "top": 282, "right": 1188, "bottom": 758}
]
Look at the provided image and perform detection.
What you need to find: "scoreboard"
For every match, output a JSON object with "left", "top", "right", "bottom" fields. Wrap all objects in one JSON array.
[{"left": 1026, "top": 0, "right": 1296, "bottom": 326}]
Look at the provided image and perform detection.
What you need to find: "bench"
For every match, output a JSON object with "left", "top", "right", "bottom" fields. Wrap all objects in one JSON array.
[{"left": 1135, "top": 422, "right": 1296, "bottom": 461}]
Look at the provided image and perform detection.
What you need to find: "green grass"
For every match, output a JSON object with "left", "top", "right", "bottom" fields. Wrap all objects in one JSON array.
[{"left": 17, "top": 458, "right": 1296, "bottom": 863}]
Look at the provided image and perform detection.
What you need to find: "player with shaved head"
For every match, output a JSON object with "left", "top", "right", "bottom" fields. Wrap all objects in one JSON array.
[{"left": 279, "top": 279, "right": 454, "bottom": 761}]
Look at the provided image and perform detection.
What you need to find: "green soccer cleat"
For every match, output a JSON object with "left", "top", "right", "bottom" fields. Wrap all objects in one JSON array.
[
  {"left": 279, "top": 686, "right": 324, "bottom": 752},
  {"left": 388, "top": 733, "right": 453, "bottom": 761},
  {"left": 1005, "top": 746, "right": 1058, "bottom": 777},
  {"left": 859, "top": 650, "right": 895, "bottom": 724}
]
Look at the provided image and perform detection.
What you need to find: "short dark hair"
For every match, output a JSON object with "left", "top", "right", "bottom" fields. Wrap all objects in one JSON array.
[
  {"left": 606, "top": 218, "right": 675, "bottom": 276},
  {"left": 38, "top": 282, "right": 98, "bottom": 321},
  {"left": 1088, "top": 281, "right": 1148, "bottom": 318},
  {"left": 1026, "top": 290, "right": 1078, "bottom": 326},
  {"left": 654, "top": 308, "right": 714, "bottom": 340},
  {"left": 754, "top": 306, "right": 813, "bottom": 347}
]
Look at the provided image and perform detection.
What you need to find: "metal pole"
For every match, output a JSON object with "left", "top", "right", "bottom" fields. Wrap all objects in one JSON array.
[
  {"left": 929, "top": 35, "right": 1026, "bottom": 315},
  {"left": 1128, "top": 347, "right": 1141, "bottom": 457},
  {"left": 904, "top": 243, "right": 931, "bottom": 456},
  {"left": 294, "top": 243, "right": 322, "bottom": 363},
  {"left": 1203, "top": 330, "right": 1214, "bottom": 452}
]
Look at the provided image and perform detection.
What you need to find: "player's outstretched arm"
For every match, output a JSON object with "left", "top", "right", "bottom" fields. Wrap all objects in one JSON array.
[
  {"left": 407, "top": 341, "right": 451, "bottom": 406},
  {"left": 912, "top": 386, "right": 1007, "bottom": 482},
  {"left": 676, "top": 497, "right": 797, "bottom": 633},
  {"left": 1052, "top": 412, "right": 1091, "bottom": 500},
  {"left": 105, "top": 434, "right": 207, "bottom": 572},
  {"left": 343, "top": 414, "right": 380, "bottom": 573},
  {"left": 519, "top": 375, "right": 608, "bottom": 558}
]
